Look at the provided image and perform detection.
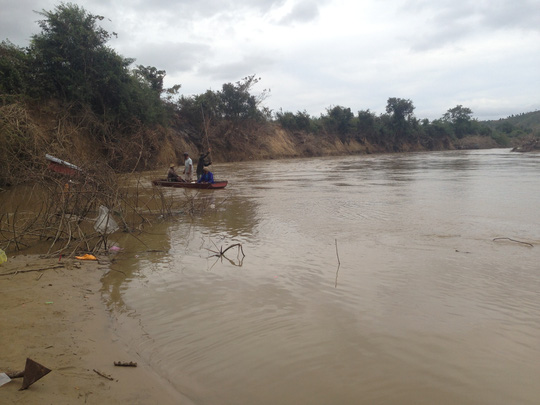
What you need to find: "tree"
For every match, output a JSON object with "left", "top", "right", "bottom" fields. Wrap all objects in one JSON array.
[
  {"left": 218, "top": 75, "right": 268, "bottom": 122},
  {"left": 443, "top": 105, "right": 473, "bottom": 123},
  {"left": 385, "top": 97, "right": 416, "bottom": 144},
  {"left": 133, "top": 65, "right": 166, "bottom": 93},
  {"left": 442, "top": 105, "right": 474, "bottom": 138},
  {"left": 356, "top": 109, "right": 379, "bottom": 142},
  {"left": 275, "top": 110, "right": 314, "bottom": 132},
  {"left": 0, "top": 40, "right": 29, "bottom": 96},
  {"left": 386, "top": 97, "right": 415, "bottom": 122},
  {"left": 27, "top": 3, "right": 172, "bottom": 125},
  {"left": 322, "top": 105, "right": 355, "bottom": 141},
  {"left": 29, "top": 3, "right": 112, "bottom": 102}
]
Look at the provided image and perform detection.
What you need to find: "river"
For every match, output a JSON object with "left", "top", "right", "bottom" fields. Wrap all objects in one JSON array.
[{"left": 102, "top": 148, "right": 540, "bottom": 405}]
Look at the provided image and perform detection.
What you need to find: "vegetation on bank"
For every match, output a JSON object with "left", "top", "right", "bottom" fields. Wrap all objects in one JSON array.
[{"left": 1, "top": 3, "right": 539, "bottom": 187}]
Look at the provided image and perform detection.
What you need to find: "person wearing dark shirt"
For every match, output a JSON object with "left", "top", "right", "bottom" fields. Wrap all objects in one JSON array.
[
  {"left": 196, "top": 150, "right": 212, "bottom": 181},
  {"left": 197, "top": 166, "right": 214, "bottom": 184},
  {"left": 167, "top": 164, "right": 181, "bottom": 182}
]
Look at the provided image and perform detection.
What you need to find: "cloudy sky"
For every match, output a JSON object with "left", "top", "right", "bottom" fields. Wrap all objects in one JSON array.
[{"left": 2, "top": 0, "right": 539, "bottom": 120}]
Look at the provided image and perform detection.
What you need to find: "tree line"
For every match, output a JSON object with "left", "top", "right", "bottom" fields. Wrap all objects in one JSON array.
[{"left": 1, "top": 2, "right": 530, "bottom": 168}]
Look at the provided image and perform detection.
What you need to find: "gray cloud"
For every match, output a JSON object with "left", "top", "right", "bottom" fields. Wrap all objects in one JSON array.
[
  {"left": 403, "top": 0, "right": 540, "bottom": 51},
  {"left": 1, "top": 0, "right": 538, "bottom": 120},
  {"left": 279, "top": 0, "right": 322, "bottom": 25},
  {"left": 198, "top": 54, "right": 276, "bottom": 82},
  {"left": 121, "top": 41, "right": 211, "bottom": 74}
]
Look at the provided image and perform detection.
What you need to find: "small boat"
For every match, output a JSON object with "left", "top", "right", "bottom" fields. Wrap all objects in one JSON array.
[
  {"left": 45, "top": 154, "right": 83, "bottom": 177},
  {"left": 152, "top": 179, "right": 228, "bottom": 189}
]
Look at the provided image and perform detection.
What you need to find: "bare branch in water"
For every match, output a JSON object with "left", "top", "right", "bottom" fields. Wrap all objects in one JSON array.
[
  {"left": 493, "top": 237, "right": 534, "bottom": 247},
  {"left": 207, "top": 243, "right": 245, "bottom": 267},
  {"left": 335, "top": 239, "right": 341, "bottom": 288}
]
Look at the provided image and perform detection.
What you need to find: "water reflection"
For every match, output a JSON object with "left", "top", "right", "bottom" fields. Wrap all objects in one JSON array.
[{"left": 104, "top": 149, "right": 540, "bottom": 405}]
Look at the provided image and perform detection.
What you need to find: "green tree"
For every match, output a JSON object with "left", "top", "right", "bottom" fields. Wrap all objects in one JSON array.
[
  {"left": 425, "top": 119, "right": 452, "bottom": 140},
  {"left": 218, "top": 75, "right": 268, "bottom": 122},
  {"left": 442, "top": 105, "right": 473, "bottom": 138},
  {"left": 27, "top": 3, "right": 170, "bottom": 125},
  {"left": 356, "top": 109, "right": 379, "bottom": 142},
  {"left": 177, "top": 90, "right": 222, "bottom": 134},
  {"left": 133, "top": 65, "right": 166, "bottom": 93},
  {"left": 385, "top": 97, "right": 416, "bottom": 144},
  {"left": 0, "top": 40, "right": 29, "bottom": 96},
  {"left": 496, "top": 121, "right": 515, "bottom": 134},
  {"left": 322, "top": 105, "right": 355, "bottom": 141},
  {"left": 386, "top": 97, "right": 415, "bottom": 122},
  {"left": 276, "top": 109, "right": 314, "bottom": 132},
  {"left": 29, "top": 3, "right": 112, "bottom": 102}
]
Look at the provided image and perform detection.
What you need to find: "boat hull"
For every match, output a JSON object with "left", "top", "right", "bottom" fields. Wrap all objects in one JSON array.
[
  {"left": 152, "top": 179, "right": 228, "bottom": 189},
  {"left": 45, "top": 154, "right": 82, "bottom": 177}
]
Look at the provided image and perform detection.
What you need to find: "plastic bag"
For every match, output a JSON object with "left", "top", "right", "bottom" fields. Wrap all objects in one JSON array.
[
  {"left": 0, "top": 372, "right": 11, "bottom": 387},
  {"left": 0, "top": 249, "right": 7, "bottom": 264},
  {"left": 75, "top": 254, "right": 98, "bottom": 261},
  {"left": 94, "top": 205, "right": 119, "bottom": 234}
]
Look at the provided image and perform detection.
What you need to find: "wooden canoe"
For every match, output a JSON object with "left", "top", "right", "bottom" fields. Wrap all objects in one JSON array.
[{"left": 152, "top": 179, "right": 228, "bottom": 189}]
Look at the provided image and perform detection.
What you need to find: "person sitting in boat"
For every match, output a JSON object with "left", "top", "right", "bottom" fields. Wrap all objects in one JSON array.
[
  {"left": 167, "top": 164, "right": 182, "bottom": 182},
  {"left": 197, "top": 166, "right": 214, "bottom": 184}
]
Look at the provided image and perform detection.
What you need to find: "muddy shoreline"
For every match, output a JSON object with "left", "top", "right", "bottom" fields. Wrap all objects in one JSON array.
[{"left": 0, "top": 254, "right": 191, "bottom": 404}]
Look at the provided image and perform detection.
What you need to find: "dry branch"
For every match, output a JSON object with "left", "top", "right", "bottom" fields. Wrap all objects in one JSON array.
[
  {"left": 114, "top": 361, "right": 137, "bottom": 367},
  {"left": 493, "top": 237, "right": 534, "bottom": 247},
  {"left": 0, "top": 264, "right": 65, "bottom": 277},
  {"left": 93, "top": 369, "right": 114, "bottom": 381}
]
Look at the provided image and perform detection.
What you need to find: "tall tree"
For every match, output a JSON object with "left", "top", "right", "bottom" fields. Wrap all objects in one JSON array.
[
  {"left": 27, "top": 3, "right": 170, "bottom": 125},
  {"left": 0, "top": 40, "right": 29, "bottom": 95},
  {"left": 30, "top": 3, "right": 112, "bottom": 102},
  {"left": 385, "top": 97, "right": 416, "bottom": 144},
  {"left": 442, "top": 105, "right": 474, "bottom": 138},
  {"left": 323, "top": 105, "right": 355, "bottom": 141},
  {"left": 386, "top": 97, "right": 415, "bottom": 122},
  {"left": 356, "top": 109, "right": 378, "bottom": 143},
  {"left": 218, "top": 75, "right": 267, "bottom": 122}
]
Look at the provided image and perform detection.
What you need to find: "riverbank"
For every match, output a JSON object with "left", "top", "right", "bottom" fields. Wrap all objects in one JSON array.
[{"left": 0, "top": 254, "right": 190, "bottom": 404}]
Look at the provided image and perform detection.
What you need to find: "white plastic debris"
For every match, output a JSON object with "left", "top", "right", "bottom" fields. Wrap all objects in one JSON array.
[
  {"left": 93, "top": 205, "right": 119, "bottom": 234},
  {"left": 0, "top": 373, "right": 11, "bottom": 387}
]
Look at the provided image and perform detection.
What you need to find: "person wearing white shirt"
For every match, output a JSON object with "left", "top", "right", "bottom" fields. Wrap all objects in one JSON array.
[{"left": 183, "top": 152, "right": 193, "bottom": 181}]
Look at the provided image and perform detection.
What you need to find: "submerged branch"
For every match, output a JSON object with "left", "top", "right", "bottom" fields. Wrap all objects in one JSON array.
[{"left": 493, "top": 237, "right": 534, "bottom": 247}]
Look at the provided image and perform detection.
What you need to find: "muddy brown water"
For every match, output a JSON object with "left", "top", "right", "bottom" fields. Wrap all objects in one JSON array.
[{"left": 100, "top": 149, "right": 540, "bottom": 405}]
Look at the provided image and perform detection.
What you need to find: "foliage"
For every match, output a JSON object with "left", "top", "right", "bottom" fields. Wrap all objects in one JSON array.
[
  {"left": 0, "top": 3, "right": 172, "bottom": 127},
  {"left": 386, "top": 97, "right": 415, "bottom": 122},
  {"left": 219, "top": 75, "right": 267, "bottom": 122},
  {"left": 442, "top": 105, "right": 474, "bottom": 138},
  {"left": 356, "top": 109, "right": 379, "bottom": 142},
  {"left": 275, "top": 110, "right": 314, "bottom": 132},
  {"left": 0, "top": 1, "right": 531, "bottom": 172},
  {"left": 321, "top": 105, "right": 355, "bottom": 141},
  {"left": 29, "top": 3, "right": 111, "bottom": 101},
  {"left": 0, "top": 41, "right": 30, "bottom": 96},
  {"left": 482, "top": 110, "right": 540, "bottom": 134},
  {"left": 176, "top": 75, "right": 270, "bottom": 143}
]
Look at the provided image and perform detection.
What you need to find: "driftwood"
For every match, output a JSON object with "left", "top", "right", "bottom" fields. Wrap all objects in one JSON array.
[
  {"left": 207, "top": 243, "right": 245, "bottom": 258},
  {"left": 334, "top": 239, "right": 341, "bottom": 288},
  {"left": 6, "top": 370, "right": 24, "bottom": 378},
  {"left": 114, "top": 361, "right": 137, "bottom": 367},
  {"left": 206, "top": 243, "right": 245, "bottom": 269},
  {"left": 93, "top": 369, "right": 114, "bottom": 381},
  {"left": 0, "top": 264, "right": 65, "bottom": 277},
  {"left": 493, "top": 237, "right": 534, "bottom": 247}
]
